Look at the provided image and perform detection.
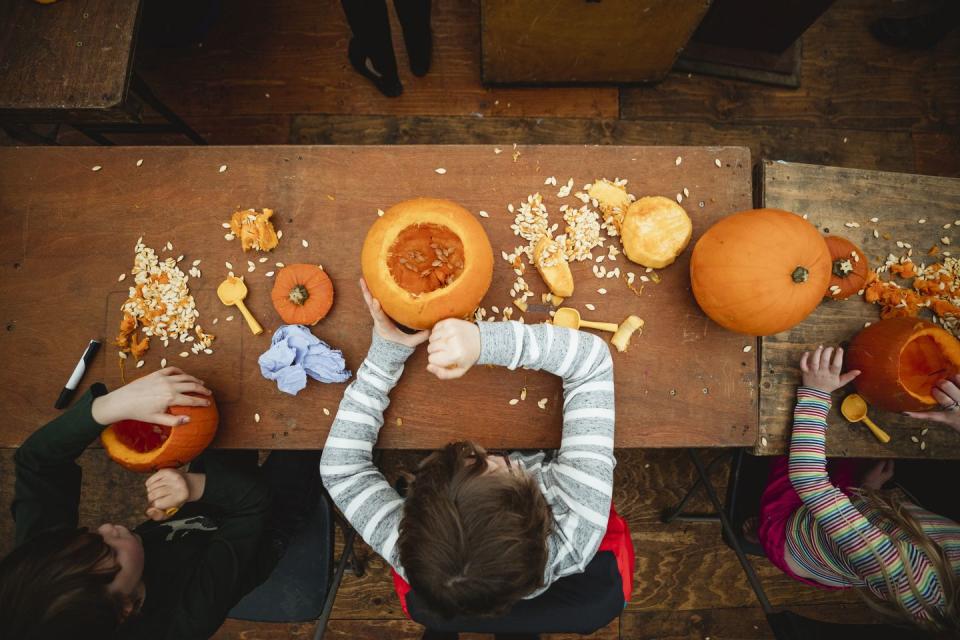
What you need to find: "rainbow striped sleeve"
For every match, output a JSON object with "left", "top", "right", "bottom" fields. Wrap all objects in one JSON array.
[{"left": 787, "top": 387, "right": 900, "bottom": 589}]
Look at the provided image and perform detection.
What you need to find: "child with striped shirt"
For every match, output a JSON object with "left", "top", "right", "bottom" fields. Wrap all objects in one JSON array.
[
  {"left": 759, "top": 345, "right": 960, "bottom": 634},
  {"left": 321, "top": 280, "right": 615, "bottom": 620}
]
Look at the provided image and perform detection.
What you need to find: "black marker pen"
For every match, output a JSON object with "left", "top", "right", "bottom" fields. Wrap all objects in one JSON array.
[{"left": 55, "top": 340, "right": 101, "bottom": 409}]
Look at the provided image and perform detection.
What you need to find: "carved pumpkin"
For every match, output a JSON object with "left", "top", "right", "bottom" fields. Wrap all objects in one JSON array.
[
  {"left": 271, "top": 264, "right": 334, "bottom": 326},
  {"left": 101, "top": 393, "right": 219, "bottom": 473},
  {"left": 824, "top": 236, "right": 869, "bottom": 300},
  {"left": 361, "top": 198, "right": 494, "bottom": 329},
  {"left": 690, "top": 209, "right": 831, "bottom": 336},
  {"left": 847, "top": 317, "right": 960, "bottom": 413}
]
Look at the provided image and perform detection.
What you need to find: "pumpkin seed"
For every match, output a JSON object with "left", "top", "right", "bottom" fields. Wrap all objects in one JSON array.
[
  {"left": 585, "top": 303, "right": 596, "bottom": 311},
  {"left": 179, "top": 352, "right": 189, "bottom": 357},
  {"left": 302, "top": 239, "right": 309, "bottom": 248},
  {"left": 254, "top": 413, "right": 261, "bottom": 423},
  {"left": 435, "top": 168, "right": 447, "bottom": 174},
  {"left": 743, "top": 345, "right": 752, "bottom": 352},
  {"left": 675, "top": 156, "right": 682, "bottom": 166},
  {"left": 118, "top": 273, "right": 126, "bottom": 282},
  {"left": 219, "top": 165, "right": 227, "bottom": 173},
  {"left": 160, "top": 358, "right": 167, "bottom": 367},
  {"left": 479, "top": 210, "right": 489, "bottom": 218},
  {"left": 714, "top": 158, "right": 722, "bottom": 168},
  {"left": 92, "top": 165, "right": 102, "bottom": 172},
  {"left": 508, "top": 398, "right": 519, "bottom": 405},
  {"left": 136, "top": 159, "right": 144, "bottom": 167},
  {"left": 537, "top": 398, "right": 548, "bottom": 409}
]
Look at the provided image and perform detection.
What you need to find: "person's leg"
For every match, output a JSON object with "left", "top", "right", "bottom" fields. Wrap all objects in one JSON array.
[
  {"left": 259, "top": 450, "right": 324, "bottom": 551},
  {"left": 394, "top": 0, "right": 432, "bottom": 76},
  {"left": 340, "top": 0, "right": 403, "bottom": 97}
]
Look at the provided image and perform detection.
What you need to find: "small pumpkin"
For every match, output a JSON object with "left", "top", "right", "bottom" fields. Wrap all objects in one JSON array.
[
  {"left": 101, "top": 393, "right": 219, "bottom": 473},
  {"left": 824, "top": 236, "right": 869, "bottom": 300},
  {"left": 271, "top": 264, "right": 334, "bottom": 326},
  {"left": 361, "top": 198, "right": 494, "bottom": 330},
  {"left": 690, "top": 209, "right": 832, "bottom": 336},
  {"left": 620, "top": 196, "right": 693, "bottom": 269},
  {"left": 847, "top": 317, "right": 960, "bottom": 413}
]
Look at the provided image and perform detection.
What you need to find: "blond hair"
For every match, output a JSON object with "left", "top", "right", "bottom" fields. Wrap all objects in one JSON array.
[{"left": 847, "top": 487, "right": 960, "bottom": 635}]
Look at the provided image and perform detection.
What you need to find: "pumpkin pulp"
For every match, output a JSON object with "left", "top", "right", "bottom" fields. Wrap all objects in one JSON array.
[
  {"left": 112, "top": 419, "right": 172, "bottom": 453},
  {"left": 899, "top": 333, "right": 960, "bottom": 400},
  {"left": 387, "top": 224, "right": 465, "bottom": 295}
]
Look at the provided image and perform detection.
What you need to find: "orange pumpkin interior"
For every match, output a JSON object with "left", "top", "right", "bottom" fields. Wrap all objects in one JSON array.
[
  {"left": 387, "top": 223, "right": 465, "bottom": 295},
  {"left": 899, "top": 333, "right": 960, "bottom": 400},
  {"left": 112, "top": 420, "right": 172, "bottom": 453}
]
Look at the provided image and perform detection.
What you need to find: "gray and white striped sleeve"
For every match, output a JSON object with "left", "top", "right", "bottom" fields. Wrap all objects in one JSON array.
[
  {"left": 477, "top": 321, "right": 615, "bottom": 580},
  {"left": 320, "top": 331, "right": 411, "bottom": 578}
]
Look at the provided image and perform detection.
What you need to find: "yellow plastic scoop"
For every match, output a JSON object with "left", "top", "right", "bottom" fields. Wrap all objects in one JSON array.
[
  {"left": 552, "top": 307, "right": 619, "bottom": 333},
  {"left": 840, "top": 393, "right": 891, "bottom": 444},
  {"left": 217, "top": 275, "right": 263, "bottom": 335}
]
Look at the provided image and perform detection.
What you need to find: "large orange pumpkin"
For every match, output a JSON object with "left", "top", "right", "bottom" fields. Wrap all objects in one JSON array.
[
  {"left": 101, "top": 393, "right": 219, "bottom": 473},
  {"left": 824, "top": 236, "right": 869, "bottom": 300},
  {"left": 361, "top": 198, "right": 494, "bottom": 329},
  {"left": 271, "top": 264, "right": 334, "bottom": 325},
  {"left": 847, "top": 317, "right": 960, "bottom": 413},
  {"left": 690, "top": 209, "right": 832, "bottom": 336}
]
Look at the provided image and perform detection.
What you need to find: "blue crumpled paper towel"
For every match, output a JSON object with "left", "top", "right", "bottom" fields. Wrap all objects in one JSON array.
[{"left": 258, "top": 325, "right": 352, "bottom": 395}]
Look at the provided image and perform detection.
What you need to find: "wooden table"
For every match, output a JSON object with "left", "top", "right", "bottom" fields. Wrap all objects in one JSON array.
[
  {"left": 0, "top": 145, "right": 756, "bottom": 450},
  {"left": 759, "top": 160, "right": 960, "bottom": 459}
]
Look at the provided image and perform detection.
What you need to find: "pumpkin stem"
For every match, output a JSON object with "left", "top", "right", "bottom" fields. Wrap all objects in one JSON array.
[
  {"left": 288, "top": 284, "right": 310, "bottom": 306},
  {"left": 791, "top": 266, "right": 809, "bottom": 283}
]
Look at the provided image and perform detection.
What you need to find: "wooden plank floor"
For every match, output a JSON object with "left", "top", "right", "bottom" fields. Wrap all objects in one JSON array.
[{"left": 1, "top": 0, "right": 958, "bottom": 637}]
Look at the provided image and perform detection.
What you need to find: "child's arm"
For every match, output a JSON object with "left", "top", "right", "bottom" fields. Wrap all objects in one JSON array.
[
  {"left": 12, "top": 385, "right": 109, "bottom": 545},
  {"left": 320, "top": 280, "right": 429, "bottom": 577},
  {"left": 788, "top": 347, "right": 895, "bottom": 579},
  {"left": 12, "top": 368, "right": 210, "bottom": 545},
  {"left": 472, "top": 320, "right": 615, "bottom": 577}
]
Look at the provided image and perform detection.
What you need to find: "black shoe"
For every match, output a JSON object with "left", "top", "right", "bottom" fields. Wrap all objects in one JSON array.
[
  {"left": 348, "top": 38, "right": 403, "bottom": 97},
  {"left": 870, "top": 8, "right": 960, "bottom": 49},
  {"left": 395, "top": 0, "right": 432, "bottom": 77}
]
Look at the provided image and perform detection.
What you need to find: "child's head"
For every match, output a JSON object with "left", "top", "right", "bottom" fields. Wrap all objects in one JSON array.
[
  {"left": 0, "top": 524, "right": 145, "bottom": 638},
  {"left": 853, "top": 488, "right": 960, "bottom": 635},
  {"left": 398, "top": 441, "right": 551, "bottom": 618}
]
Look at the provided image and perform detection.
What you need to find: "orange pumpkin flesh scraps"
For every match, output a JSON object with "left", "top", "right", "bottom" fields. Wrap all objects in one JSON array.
[
  {"left": 362, "top": 198, "right": 493, "bottom": 330},
  {"left": 101, "top": 393, "right": 219, "bottom": 473},
  {"left": 847, "top": 317, "right": 960, "bottom": 413},
  {"left": 690, "top": 209, "right": 831, "bottom": 336},
  {"left": 271, "top": 264, "right": 334, "bottom": 326},
  {"left": 823, "top": 236, "right": 869, "bottom": 300}
]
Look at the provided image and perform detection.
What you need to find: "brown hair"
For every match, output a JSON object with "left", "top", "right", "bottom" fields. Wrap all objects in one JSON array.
[
  {"left": 848, "top": 488, "right": 960, "bottom": 636},
  {"left": 0, "top": 528, "right": 127, "bottom": 640},
  {"left": 398, "top": 441, "right": 552, "bottom": 618}
]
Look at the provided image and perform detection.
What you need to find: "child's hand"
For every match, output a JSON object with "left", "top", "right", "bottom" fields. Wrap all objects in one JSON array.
[
  {"left": 144, "top": 468, "right": 205, "bottom": 521},
  {"left": 800, "top": 345, "right": 860, "bottom": 394},
  {"left": 426, "top": 319, "right": 481, "bottom": 380},
  {"left": 91, "top": 367, "right": 212, "bottom": 427},
  {"left": 861, "top": 459, "right": 895, "bottom": 490},
  {"left": 360, "top": 278, "right": 430, "bottom": 348},
  {"left": 905, "top": 374, "right": 960, "bottom": 433}
]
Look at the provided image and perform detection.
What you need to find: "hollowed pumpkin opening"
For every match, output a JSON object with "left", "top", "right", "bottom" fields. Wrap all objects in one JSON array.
[
  {"left": 900, "top": 334, "right": 960, "bottom": 400},
  {"left": 387, "top": 223, "right": 465, "bottom": 295},
  {"left": 112, "top": 420, "right": 172, "bottom": 453}
]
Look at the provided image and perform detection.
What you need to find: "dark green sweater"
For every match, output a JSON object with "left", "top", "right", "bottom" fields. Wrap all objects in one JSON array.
[{"left": 11, "top": 385, "right": 273, "bottom": 640}]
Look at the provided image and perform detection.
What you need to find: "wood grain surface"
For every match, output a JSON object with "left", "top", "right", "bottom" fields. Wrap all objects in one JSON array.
[
  {"left": 759, "top": 160, "right": 960, "bottom": 458},
  {"left": 135, "top": 0, "right": 618, "bottom": 121},
  {"left": 0, "top": 145, "right": 755, "bottom": 450},
  {"left": 480, "top": 0, "right": 711, "bottom": 84},
  {"left": 0, "top": 0, "right": 140, "bottom": 121}
]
